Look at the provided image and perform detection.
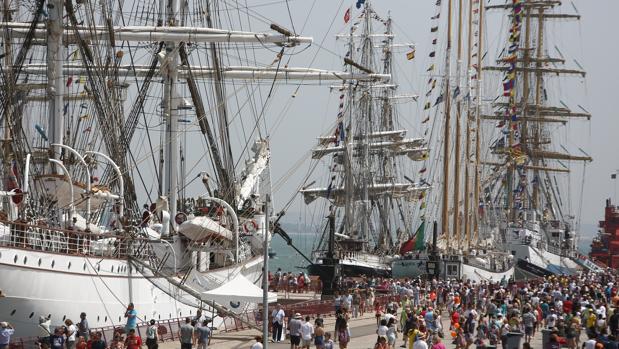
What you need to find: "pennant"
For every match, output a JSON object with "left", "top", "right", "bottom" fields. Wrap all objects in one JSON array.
[
  {"left": 422, "top": 116, "right": 430, "bottom": 124},
  {"left": 427, "top": 64, "right": 435, "bottom": 72},
  {"left": 432, "top": 38, "right": 437, "bottom": 45},
  {"left": 344, "top": 8, "right": 351, "bottom": 23},
  {"left": 79, "top": 114, "right": 90, "bottom": 120},
  {"left": 453, "top": 86, "right": 460, "bottom": 98},
  {"left": 429, "top": 51, "right": 436, "bottom": 58},
  {"left": 420, "top": 202, "right": 427, "bottom": 209},
  {"left": 355, "top": 0, "right": 365, "bottom": 9},
  {"left": 406, "top": 49, "right": 415, "bottom": 60},
  {"left": 431, "top": 13, "right": 440, "bottom": 20},
  {"left": 435, "top": 0, "right": 441, "bottom": 5},
  {"left": 419, "top": 167, "right": 427, "bottom": 174},
  {"left": 424, "top": 102, "right": 431, "bottom": 110},
  {"left": 503, "top": 80, "right": 514, "bottom": 92},
  {"left": 430, "top": 26, "right": 438, "bottom": 33},
  {"left": 63, "top": 102, "right": 69, "bottom": 115},
  {"left": 83, "top": 126, "right": 92, "bottom": 133},
  {"left": 66, "top": 77, "right": 73, "bottom": 87},
  {"left": 432, "top": 79, "right": 437, "bottom": 89},
  {"left": 434, "top": 94, "right": 444, "bottom": 106}
]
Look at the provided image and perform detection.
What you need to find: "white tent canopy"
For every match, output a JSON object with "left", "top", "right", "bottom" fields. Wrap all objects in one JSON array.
[{"left": 202, "top": 274, "right": 277, "bottom": 305}]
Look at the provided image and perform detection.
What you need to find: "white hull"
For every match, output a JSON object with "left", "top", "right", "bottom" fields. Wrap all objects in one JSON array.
[
  {"left": 509, "top": 243, "right": 580, "bottom": 275},
  {"left": 392, "top": 255, "right": 514, "bottom": 283},
  {"left": 0, "top": 246, "right": 263, "bottom": 337}
]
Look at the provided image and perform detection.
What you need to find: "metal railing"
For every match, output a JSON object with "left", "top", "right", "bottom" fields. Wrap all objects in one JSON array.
[{"left": 0, "top": 220, "right": 153, "bottom": 260}]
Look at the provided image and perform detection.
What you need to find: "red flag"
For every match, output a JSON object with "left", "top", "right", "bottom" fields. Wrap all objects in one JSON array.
[
  {"left": 344, "top": 8, "right": 351, "bottom": 23},
  {"left": 399, "top": 238, "right": 415, "bottom": 255}
]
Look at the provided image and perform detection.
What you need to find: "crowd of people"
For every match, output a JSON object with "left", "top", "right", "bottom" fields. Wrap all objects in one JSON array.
[
  {"left": 269, "top": 269, "right": 321, "bottom": 294},
  {"left": 0, "top": 303, "right": 216, "bottom": 349},
  {"left": 267, "top": 270, "right": 619, "bottom": 349}
]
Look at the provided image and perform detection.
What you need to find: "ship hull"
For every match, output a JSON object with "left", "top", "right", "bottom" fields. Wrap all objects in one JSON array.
[
  {"left": 392, "top": 256, "right": 514, "bottom": 283},
  {"left": 507, "top": 243, "right": 580, "bottom": 280},
  {"left": 0, "top": 246, "right": 262, "bottom": 337}
]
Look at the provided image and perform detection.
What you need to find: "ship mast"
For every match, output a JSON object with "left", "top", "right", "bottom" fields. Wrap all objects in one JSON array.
[
  {"left": 463, "top": 0, "right": 474, "bottom": 248},
  {"left": 483, "top": 0, "right": 591, "bottom": 226},
  {"left": 473, "top": 0, "right": 484, "bottom": 241},
  {"left": 452, "top": 0, "right": 464, "bottom": 249},
  {"left": 47, "top": 0, "right": 65, "bottom": 160},
  {"left": 441, "top": 0, "right": 453, "bottom": 249},
  {"left": 163, "top": 0, "right": 181, "bottom": 226}
]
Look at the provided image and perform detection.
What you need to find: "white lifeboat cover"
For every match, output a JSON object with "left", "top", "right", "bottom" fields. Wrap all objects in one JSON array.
[{"left": 178, "top": 216, "right": 234, "bottom": 241}]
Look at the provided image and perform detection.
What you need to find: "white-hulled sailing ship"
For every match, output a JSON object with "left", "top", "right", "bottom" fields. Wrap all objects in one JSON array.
[
  {"left": 0, "top": 0, "right": 382, "bottom": 336},
  {"left": 299, "top": 2, "right": 429, "bottom": 292},
  {"left": 479, "top": 0, "right": 597, "bottom": 279},
  {"left": 391, "top": 0, "right": 515, "bottom": 283}
]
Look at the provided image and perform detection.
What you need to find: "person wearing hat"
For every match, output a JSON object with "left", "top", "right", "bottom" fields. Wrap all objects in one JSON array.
[
  {"left": 411, "top": 332, "right": 427, "bottom": 349},
  {"left": 0, "top": 322, "right": 14, "bottom": 349},
  {"left": 288, "top": 313, "right": 303, "bottom": 349}
]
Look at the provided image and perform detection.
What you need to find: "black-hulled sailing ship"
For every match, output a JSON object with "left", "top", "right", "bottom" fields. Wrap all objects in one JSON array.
[{"left": 300, "top": 2, "right": 429, "bottom": 293}]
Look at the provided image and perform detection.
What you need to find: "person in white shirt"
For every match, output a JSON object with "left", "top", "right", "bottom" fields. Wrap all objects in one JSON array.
[
  {"left": 250, "top": 335, "right": 263, "bottom": 349},
  {"left": 300, "top": 316, "right": 314, "bottom": 349},
  {"left": 271, "top": 304, "right": 285, "bottom": 342},
  {"left": 376, "top": 319, "right": 388, "bottom": 336},
  {"left": 412, "top": 333, "right": 428, "bottom": 349}
]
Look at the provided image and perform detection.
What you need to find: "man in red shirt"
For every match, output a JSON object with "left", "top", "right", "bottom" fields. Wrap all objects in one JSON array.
[
  {"left": 125, "top": 329, "right": 142, "bottom": 349},
  {"left": 563, "top": 297, "right": 573, "bottom": 315}
]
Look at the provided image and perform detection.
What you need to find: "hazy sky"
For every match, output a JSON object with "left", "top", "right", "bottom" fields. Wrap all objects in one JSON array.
[{"left": 247, "top": 0, "right": 619, "bottom": 233}]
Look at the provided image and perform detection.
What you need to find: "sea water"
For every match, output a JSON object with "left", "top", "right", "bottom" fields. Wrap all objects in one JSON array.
[{"left": 267, "top": 231, "right": 314, "bottom": 273}]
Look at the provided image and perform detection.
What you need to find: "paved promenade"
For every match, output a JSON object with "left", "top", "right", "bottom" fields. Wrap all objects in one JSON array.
[{"left": 158, "top": 312, "right": 547, "bottom": 349}]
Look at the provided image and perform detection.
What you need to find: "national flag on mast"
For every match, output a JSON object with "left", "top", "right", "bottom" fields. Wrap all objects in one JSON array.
[
  {"left": 344, "top": 8, "right": 351, "bottom": 23},
  {"left": 406, "top": 49, "right": 415, "bottom": 60}
]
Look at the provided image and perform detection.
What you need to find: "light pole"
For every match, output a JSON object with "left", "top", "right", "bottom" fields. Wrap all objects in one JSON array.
[
  {"left": 51, "top": 144, "right": 91, "bottom": 223},
  {"left": 48, "top": 159, "right": 75, "bottom": 217},
  {"left": 262, "top": 194, "right": 270, "bottom": 349},
  {"left": 85, "top": 151, "right": 124, "bottom": 218}
]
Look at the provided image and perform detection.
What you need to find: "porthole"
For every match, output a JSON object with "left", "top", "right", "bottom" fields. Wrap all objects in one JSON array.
[
  {"left": 111, "top": 266, "right": 114, "bottom": 273},
  {"left": 23, "top": 256, "right": 27, "bottom": 264},
  {"left": 118, "top": 316, "right": 121, "bottom": 322},
  {"left": 10, "top": 309, "right": 16, "bottom": 316},
  {"left": 62, "top": 315, "right": 66, "bottom": 321},
  {"left": 158, "top": 314, "right": 161, "bottom": 319},
  {"left": 13, "top": 255, "right": 17, "bottom": 263},
  {"left": 97, "top": 316, "right": 100, "bottom": 322},
  {"left": 83, "top": 263, "right": 87, "bottom": 271},
  {"left": 104, "top": 316, "right": 107, "bottom": 322},
  {"left": 97, "top": 264, "right": 101, "bottom": 272},
  {"left": 68, "top": 262, "right": 71, "bottom": 269},
  {"left": 38, "top": 258, "right": 42, "bottom": 266},
  {"left": 29, "top": 312, "right": 34, "bottom": 318},
  {"left": 0, "top": 252, "right": 2, "bottom": 258},
  {"left": 51, "top": 260, "right": 55, "bottom": 268}
]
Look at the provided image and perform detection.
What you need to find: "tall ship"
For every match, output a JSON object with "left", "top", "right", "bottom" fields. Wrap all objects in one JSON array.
[
  {"left": 479, "top": 0, "right": 599, "bottom": 279},
  {"left": 590, "top": 198, "right": 619, "bottom": 269},
  {"left": 298, "top": 1, "right": 429, "bottom": 291},
  {"left": 390, "top": 0, "right": 514, "bottom": 283},
  {"left": 0, "top": 0, "right": 368, "bottom": 336}
]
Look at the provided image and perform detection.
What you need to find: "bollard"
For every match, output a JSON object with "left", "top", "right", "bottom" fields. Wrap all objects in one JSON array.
[
  {"left": 541, "top": 329, "right": 553, "bottom": 349},
  {"left": 505, "top": 332, "right": 523, "bottom": 349}
]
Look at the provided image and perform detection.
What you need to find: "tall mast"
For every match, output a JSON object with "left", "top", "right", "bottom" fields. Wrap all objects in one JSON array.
[
  {"left": 441, "top": 0, "right": 453, "bottom": 248},
  {"left": 164, "top": 0, "right": 181, "bottom": 223},
  {"left": 531, "top": 6, "right": 545, "bottom": 211},
  {"left": 473, "top": 0, "right": 484, "bottom": 240},
  {"left": 452, "top": 0, "right": 464, "bottom": 249},
  {"left": 463, "top": 0, "right": 474, "bottom": 248},
  {"left": 47, "top": 0, "right": 65, "bottom": 159}
]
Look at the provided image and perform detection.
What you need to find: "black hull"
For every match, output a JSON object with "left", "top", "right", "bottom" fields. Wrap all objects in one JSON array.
[
  {"left": 308, "top": 262, "right": 391, "bottom": 279},
  {"left": 515, "top": 258, "right": 553, "bottom": 279}
]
